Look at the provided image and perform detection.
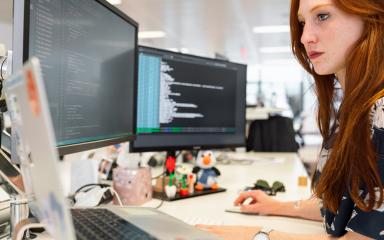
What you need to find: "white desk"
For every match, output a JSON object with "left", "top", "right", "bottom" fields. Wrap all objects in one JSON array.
[
  {"left": 145, "top": 152, "right": 324, "bottom": 235},
  {"left": 31, "top": 152, "right": 324, "bottom": 239}
]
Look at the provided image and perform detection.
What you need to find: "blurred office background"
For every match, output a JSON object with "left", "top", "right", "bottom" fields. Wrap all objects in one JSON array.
[{"left": 0, "top": 0, "right": 321, "bottom": 172}]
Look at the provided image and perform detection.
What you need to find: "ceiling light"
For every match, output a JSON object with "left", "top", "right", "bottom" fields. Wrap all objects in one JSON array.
[
  {"left": 138, "top": 31, "right": 166, "bottom": 39},
  {"left": 259, "top": 46, "right": 291, "bottom": 53},
  {"left": 106, "top": 0, "right": 122, "bottom": 5},
  {"left": 253, "top": 25, "right": 289, "bottom": 34}
]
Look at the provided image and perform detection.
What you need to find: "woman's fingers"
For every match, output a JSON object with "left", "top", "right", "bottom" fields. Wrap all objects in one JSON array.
[{"left": 234, "top": 191, "right": 257, "bottom": 205}]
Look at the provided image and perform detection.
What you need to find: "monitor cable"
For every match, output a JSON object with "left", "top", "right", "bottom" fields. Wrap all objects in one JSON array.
[
  {"left": 151, "top": 170, "right": 166, "bottom": 208},
  {"left": 107, "top": 187, "right": 122, "bottom": 206},
  {"left": 151, "top": 166, "right": 166, "bottom": 209},
  {"left": 73, "top": 183, "right": 115, "bottom": 207},
  {"left": 74, "top": 183, "right": 110, "bottom": 195},
  {"left": 0, "top": 56, "right": 8, "bottom": 115},
  {"left": 152, "top": 171, "right": 165, "bottom": 180},
  {"left": 0, "top": 56, "right": 6, "bottom": 82}
]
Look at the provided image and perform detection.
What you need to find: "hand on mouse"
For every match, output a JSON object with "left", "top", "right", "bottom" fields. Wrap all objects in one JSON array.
[{"left": 233, "top": 190, "right": 282, "bottom": 215}]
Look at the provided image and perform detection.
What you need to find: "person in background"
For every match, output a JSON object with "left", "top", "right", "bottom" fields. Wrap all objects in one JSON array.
[{"left": 197, "top": 0, "right": 384, "bottom": 239}]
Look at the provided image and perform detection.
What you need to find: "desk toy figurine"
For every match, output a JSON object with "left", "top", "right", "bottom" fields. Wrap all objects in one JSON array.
[
  {"left": 165, "top": 174, "right": 177, "bottom": 198},
  {"left": 164, "top": 154, "right": 177, "bottom": 198},
  {"left": 176, "top": 165, "right": 190, "bottom": 196},
  {"left": 192, "top": 151, "right": 221, "bottom": 191},
  {"left": 165, "top": 154, "right": 176, "bottom": 176},
  {"left": 187, "top": 173, "right": 196, "bottom": 194},
  {"left": 179, "top": 177, "right": 189, "bottom": 196}
]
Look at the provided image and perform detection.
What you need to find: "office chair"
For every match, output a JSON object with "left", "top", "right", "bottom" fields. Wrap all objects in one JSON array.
[{"left": 246, "top": 115, "right": 300, "bottom": 152}]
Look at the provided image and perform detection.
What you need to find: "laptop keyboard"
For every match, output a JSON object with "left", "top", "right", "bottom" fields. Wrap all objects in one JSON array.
[{"left": 71, "top": 208, "right": 157, "bottom": 240}]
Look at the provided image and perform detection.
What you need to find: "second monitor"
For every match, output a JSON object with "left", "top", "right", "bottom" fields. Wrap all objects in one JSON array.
[
  {"left": 132, "top": 46, "right": 247, "bottom": 152},
  {"left": 13, "top": 0, "right": 138, "bottom": 156}
]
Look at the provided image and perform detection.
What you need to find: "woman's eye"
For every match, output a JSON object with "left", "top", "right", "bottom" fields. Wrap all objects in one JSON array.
[
  {"left": 299, "top": 21, "right": 305, "bottom": 27},
  {"left": 317, "top": 13, "right": 329, "bottom": 21}
]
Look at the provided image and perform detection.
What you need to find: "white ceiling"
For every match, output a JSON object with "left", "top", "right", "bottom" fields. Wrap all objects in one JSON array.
[
  {"left": 115, "top": 0, "right": 294, "bottom": 65},
  {"left": 0, "top": 0, "right": 294, "bottom": 66}
]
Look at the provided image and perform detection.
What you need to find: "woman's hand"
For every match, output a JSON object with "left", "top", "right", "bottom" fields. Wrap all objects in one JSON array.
[
  {"left": 234, "top": 190, "right": 282, "bottom": 215},
  {"left": 196, "top": 225, "right": 261, "bottom": 240}
]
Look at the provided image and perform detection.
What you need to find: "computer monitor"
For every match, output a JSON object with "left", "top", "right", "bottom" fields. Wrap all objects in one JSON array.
[
  {"left": 131, "top": 46, "right": 247, "bottom": 152},
  {"left": 13, "top": 0, "right": 138, "bottom": 155}
]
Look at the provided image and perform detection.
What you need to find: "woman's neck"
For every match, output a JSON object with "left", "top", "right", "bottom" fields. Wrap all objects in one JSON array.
[{"left": 335, "top": 69, "right": 346, "bottom": 91}]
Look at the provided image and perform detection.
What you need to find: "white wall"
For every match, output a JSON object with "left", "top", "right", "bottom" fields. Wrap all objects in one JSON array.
[{"left": 0, "top": 0, "right": 13, "bottom": 51}]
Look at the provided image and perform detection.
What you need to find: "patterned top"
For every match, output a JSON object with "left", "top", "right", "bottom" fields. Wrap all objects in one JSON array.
[{"left": 314, "top": 98, "right": 384, "bottom": 239}]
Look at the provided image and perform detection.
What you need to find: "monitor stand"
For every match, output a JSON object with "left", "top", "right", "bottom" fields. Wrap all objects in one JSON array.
[{"left": 153, "top": 150, "right": 226, "bottom": 201}]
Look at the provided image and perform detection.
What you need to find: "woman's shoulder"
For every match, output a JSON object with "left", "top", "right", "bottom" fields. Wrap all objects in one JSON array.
[{"left": 370, "top": 97, "right": 384, "bottom": 130}]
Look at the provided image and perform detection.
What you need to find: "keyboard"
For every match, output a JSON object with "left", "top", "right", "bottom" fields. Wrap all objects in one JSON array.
[{"left": 71, "top": 208, "right": 157, "bottom": 240}]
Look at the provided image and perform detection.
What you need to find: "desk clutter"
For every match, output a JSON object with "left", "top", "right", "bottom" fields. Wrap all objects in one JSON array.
[
  {"left": 80, "top": 148, "right": 300, "bottom": 204},
  {"left": 152, "top": 150, "right": 226, "bottom": 201},
  {"left": 243, "top": 179, "right": 286, "bottom": 196},
  {"left": 92, "top": 147, "right": 227, "bottom": 204},
  {"left": 112, "top": 167, "right": 153, "bottom": 205}
]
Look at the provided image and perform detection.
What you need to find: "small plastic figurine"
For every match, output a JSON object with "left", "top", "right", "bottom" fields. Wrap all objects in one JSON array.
[
  {"left": 179, "top": 176, "right": 189, "bottom": 197},
  {"left": 192, "top": 151, "right": 221, "bottom": 191},
  {"left": 163, "top": 155, "right": 178, "bottom": 199},
  {"left": 164, "top": 174, "right": 176, "bottom": 199},
  {"left": 176, "top": 165, "right": 191, "bottom": 197},
  {"left": 165, "top": 155, "right": 176, "bottom": 176},
  {"left": 187, "top": 173, "right": 195, "bottom": 195}
]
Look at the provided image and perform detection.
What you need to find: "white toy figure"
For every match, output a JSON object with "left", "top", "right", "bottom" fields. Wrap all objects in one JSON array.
[
  {"left": 192, "top": 151, "right": 221, "bottom": 191},
  {"left": 165, "top": 182, "right": 177, "bottom": 199},
  {"left": 176, "top": 165, "right": 192, "bottom": 196}
]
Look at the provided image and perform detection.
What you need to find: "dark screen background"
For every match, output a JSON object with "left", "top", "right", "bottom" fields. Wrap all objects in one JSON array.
[
  {"left": 161, "top": 58, "right": 236, "bottom": 128},
  {"left": 28, "top": 0, "right": 136, "bottom": 146}
]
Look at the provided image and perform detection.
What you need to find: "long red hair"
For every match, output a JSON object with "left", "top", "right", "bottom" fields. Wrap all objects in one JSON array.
[{"left": 290, "top": 0, "right": 384, "bottom": 213}]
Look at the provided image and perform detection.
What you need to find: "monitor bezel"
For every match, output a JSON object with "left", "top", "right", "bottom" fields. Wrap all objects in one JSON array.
[
  {"left": 20, "top": 0, "right": 138, "bottom": 156},
  {"left": 130, "top": 45, "right": 247, "bottom": 152}
]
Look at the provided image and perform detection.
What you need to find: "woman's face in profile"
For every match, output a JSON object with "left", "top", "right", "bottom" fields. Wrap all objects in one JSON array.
[{"left": 297, "top": 0, "right": 364, "bottom": 76}]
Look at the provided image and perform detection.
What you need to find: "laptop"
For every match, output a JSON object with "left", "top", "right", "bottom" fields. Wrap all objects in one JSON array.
[{"left": 4, "top": 57, "right": 221, "bottom": 240}]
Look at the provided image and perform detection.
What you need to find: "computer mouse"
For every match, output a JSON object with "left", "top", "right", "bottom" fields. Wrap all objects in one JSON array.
[
  {"left": 242, "top": 197, "right": 254, "bottom": 205},
  {"left": 225, "top": 205, "right": 259, "bottom": 215}
]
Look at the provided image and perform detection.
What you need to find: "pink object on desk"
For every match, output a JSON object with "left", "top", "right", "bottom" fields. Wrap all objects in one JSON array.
[{"left": 112, "top": 167, "right": 152, "bottom": 205}]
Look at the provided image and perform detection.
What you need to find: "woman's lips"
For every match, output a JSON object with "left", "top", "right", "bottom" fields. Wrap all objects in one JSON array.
[{"left": 308, "top": 51, "right": 324, "bottom": 60}]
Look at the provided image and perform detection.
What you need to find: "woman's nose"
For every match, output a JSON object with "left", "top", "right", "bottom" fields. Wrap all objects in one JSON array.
[{"left": 300, "top": 23, "right": 318, "bottom": 45}]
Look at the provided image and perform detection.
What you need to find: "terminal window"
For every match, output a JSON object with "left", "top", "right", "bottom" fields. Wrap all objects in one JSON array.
[{"left": 137, "top": 53, "right": 237, "bottom": 134}]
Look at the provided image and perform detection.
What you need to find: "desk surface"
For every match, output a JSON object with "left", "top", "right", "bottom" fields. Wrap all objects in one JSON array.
[
  {"left": 144, "top": 152, "right": 324, "bottom": 235},
  {"left": 35, "top": 152, "right": 324, "bottom": 240}
]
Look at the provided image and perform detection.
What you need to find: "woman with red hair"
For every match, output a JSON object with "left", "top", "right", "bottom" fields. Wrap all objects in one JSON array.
[{"left": 198, "top": 0, "right": 384, "bottom": 239}]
